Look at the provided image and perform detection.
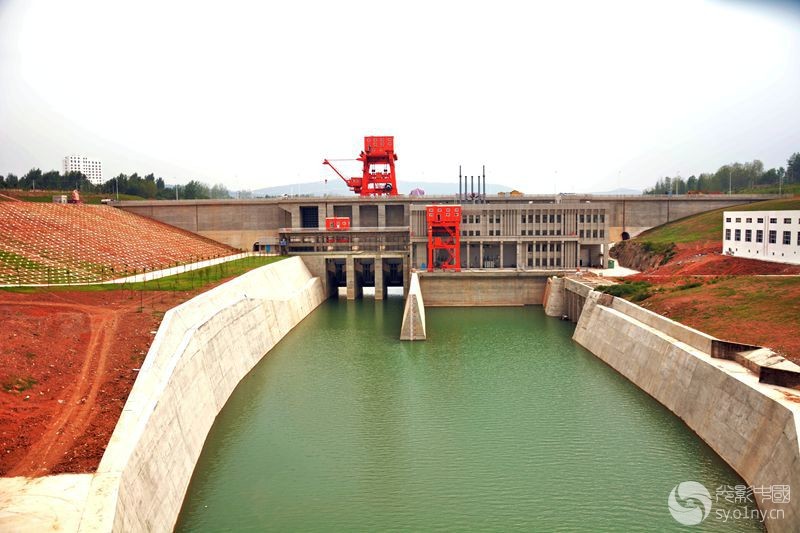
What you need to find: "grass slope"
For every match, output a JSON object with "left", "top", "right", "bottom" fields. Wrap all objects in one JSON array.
[{"left": 636, "top": 197, "right": 800, "bottom": 246}]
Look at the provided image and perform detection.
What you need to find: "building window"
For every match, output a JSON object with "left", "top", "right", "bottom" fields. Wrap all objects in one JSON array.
[
  {"left": 600, "top": 214, "right": 605, "bottom": 223},
  {"left": 555, "top": 258, "right": 561, "bottom": 266},
  {"left": 797, "top": 232, "right": 800, "bottom": 246},
  {"left": 579, "top": 214, "right": 584, "bottom": 223},
  {"left": 579, "top": 230, "right": 584, "bottom": 238},
  {"left": 783, "top": 231, "right": 791, "bottom": 245},
  {"left": 734, "top": 229, "right": 741, "bottom": 241},
  {"left": 725, "top": 217, "right": 731, "bottom": 222},
  {"left": 556, "top": 214, "right": 562, "bottom": 223},
  {"left": 746, "top": 218, "right": 752, "bottom": 223},
  {"left": 784, "top": 218, "right": 792, "bottom": 224},
  {"left": 521, "top": 215, "right": 526, "bottom": 223},
  {"left": 475, "top": 231, "right": 480, "bottom": 236},
  {"left": 468, "top": 215, "right": 474, "bottom": 223},
  {"left": 592, "top": 230, "right": 598, "bottom": 238},
  {"left": 535, "top": 243, "right": 541, "bottom": 252},
  {"left": 770, "top": 218, "right": 777, "bottom": 224},
  {"left": 462, "top": 216, "right": 467, "bottom": 224},
  {"left": 535, "top": 230, "right": 541, "bottom": 236},
  {"left": 769, "top": 230, "right": 777, "bottom": 244},
  {"left": 735, "top": 218, "right": 741, "bottom": 223},
  {"left": 599, "top": 230, "right": 604, "bottom": 238},
  {"left": 549, "top": 214, "right": 555, "bottom": 223},
  {"left": 592, "top": 214, "right": 598, "bottom": 223},
  {"left": 475, "top": 216, "right": 480, "bottom": 223},
  {"left": 757, "top": 218, "right": 764, "bottom": 223},
  {"left": 725, "top": 229, "right": 731, "bottom": 240},
  {"left": 527, "top": 244, "right": 533, "bottom": 252},
  {"left": 756, "top": 230, "right": 763, "bottom": 243},
  {"left": 535, "top": 215, "right": 541, "bottom": 223},
  {"left": 745, "top": 229, "right": 752, "bottom": 242}
]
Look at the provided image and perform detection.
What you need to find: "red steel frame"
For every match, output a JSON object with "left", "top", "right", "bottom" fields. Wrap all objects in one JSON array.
[
  {"left": 323, "top": 136, "right": 399, "bottom": 197},
  {"left": 426, "top": 205, "right": 461, "bottom": 272}
]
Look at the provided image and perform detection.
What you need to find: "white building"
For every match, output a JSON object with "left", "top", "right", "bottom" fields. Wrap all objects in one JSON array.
[
  {"left": 62, "top": 155, "right": 103, "bottom": 186},
  {"left": 723, "top": 210, "right": 800, "bottom": 265}
]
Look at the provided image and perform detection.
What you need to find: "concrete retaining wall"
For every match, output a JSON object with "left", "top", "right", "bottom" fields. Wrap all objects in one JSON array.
[
  {"left": 418, "top": 271, "right": 550, "bottom": 306},
  {"left": 573, "top": 290, "right": 800, "bottom": 532},
  {"left": 77, "top": 256, "right": 325, "bottom": 532}
]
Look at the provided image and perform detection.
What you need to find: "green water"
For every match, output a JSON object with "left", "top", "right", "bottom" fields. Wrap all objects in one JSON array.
[{"left": 176, "top": 297, "right": 764, "bottom": 532}]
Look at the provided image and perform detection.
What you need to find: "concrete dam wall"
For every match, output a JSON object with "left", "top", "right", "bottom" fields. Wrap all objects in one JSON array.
[
  {"left": 569, "top": 285, "right": 800, "bottom": 532},
  {"left": 77, "top": 257, "right": 325, "bottom": 532}
]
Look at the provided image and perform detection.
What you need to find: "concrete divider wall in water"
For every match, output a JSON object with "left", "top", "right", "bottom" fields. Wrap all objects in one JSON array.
[
  {"left": 400, "top": 272, "right": 426, "bottom": 340},
  {"left": 78, "top": 256, "right": 326, "bottom": 532},
  {"left": 572, "top": 288, "right": 800, "bottom": 532}
]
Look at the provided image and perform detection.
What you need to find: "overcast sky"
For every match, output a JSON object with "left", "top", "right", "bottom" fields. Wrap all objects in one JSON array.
[{"left": 1, "top": 0, "right": 799, "bottom": 193}]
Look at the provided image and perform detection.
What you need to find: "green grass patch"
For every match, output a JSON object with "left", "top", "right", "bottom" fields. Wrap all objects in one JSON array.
[
  {"left": 0, "top": 255, "right": 284, "bottom": 293},
  {"left": 598, "top": 280, "right": 654, "bottom": 302},
  {"left": 674, "top": 281, "right": 703, "bottom": 291},
  {"left": 634, "top": 197, "right": 800, "bottom": 246},
  {"left": 2, "top": 375, "right": 37, "bottom": 392}
]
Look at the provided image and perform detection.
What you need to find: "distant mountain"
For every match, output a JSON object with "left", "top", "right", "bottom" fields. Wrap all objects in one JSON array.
[
  {"left": 590, "top": 188, "right": 642, "bottom": 196},
  {"left": 251, "top": 180, "right": 514, "bottom": 197}
]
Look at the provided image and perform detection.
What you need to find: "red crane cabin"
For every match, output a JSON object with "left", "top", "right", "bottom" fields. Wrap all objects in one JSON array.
[
  {"left": 323, "top": 136, "right": 399, "bottom": 197},
  {"left": 426, "top": 205, "right": 461, "bottom": 272}
]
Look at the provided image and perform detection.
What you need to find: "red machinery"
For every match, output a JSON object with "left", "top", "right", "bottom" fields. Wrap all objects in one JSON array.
[
  {"left": 323, "top": 136, "right": 399, "bottom": 196},
  {"left": 426, "top": 205, "right": 461, "bottom": 272},
  {"left": 325, "top": 217, "right": 351, "bottom": 230}
]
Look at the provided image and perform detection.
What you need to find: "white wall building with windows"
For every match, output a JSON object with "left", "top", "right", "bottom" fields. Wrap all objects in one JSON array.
[
  {"left": 723, "top": 210, "right": 800, "bottom": 265},
  {"left": 62, "top": 155, "right": 103, "bottom": 186}
]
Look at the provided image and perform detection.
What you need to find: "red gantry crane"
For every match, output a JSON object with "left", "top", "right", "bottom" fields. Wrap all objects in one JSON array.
[{"left": 323, "top": 136, "right": 399, "bottom": 196}]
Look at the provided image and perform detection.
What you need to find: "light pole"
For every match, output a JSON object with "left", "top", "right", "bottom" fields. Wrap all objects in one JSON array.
[
  {"left": 729, "top": 167, "right": 732, "bottom": 195},
  {"left": 115, "top": 176, "right": 119, "bottom": 201}
]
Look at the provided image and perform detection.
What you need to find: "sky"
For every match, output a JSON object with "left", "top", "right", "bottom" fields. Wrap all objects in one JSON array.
[{"left": 0, "top": 0, "right": 799, "bottom": 194}]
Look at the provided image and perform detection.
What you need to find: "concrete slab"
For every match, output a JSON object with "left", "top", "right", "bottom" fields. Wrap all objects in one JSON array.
[{"left": 0, "top": 474, "right": 93, "bottom": 533}]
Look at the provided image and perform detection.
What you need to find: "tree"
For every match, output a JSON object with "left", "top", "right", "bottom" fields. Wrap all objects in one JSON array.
[
  {"left": 787, "top": 152, "right": 800, "bottom": 184},
  {"left": 210, "top": 183, "right": 231, "bottom": 199},
  {"left": 156, "top": 177, "right": 165, "bottom": 190},
  {"left": 686, "top": 175, "right": 698, "bottom": 191},
  {"left": 6, "top": 173, "right": 18, "bottom": 188},
  {"left": 182, "top": 180, "right": 210, "bottom": 199}
]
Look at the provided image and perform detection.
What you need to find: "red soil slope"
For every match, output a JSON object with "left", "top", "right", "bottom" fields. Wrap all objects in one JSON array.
[
  {"left": 0, "top": 289, "right": 208, "bottom": 476},
  {"left": 0, "top": 203, "right": 237, "bottom": 284}
]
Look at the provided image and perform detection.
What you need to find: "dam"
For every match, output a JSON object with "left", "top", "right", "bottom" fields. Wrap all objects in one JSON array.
[{"left": 175, "top": 297, "right": 764, "bottom": 531}]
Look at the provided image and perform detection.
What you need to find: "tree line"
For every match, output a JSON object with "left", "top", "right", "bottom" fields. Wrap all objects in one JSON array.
[
  {"left": 0, "top": 168, "right": 234, "bottom": 200},
  {"left": 644, "top": 152, "right": 800, "bottom": 195}
]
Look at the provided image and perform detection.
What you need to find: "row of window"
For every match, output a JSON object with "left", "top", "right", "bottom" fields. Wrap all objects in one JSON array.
[
  {"left": 726, "top": 217, "right": 798, "bottom": 225},
  {"left": 458, "top": 229, "right": 605, "bottom": 238},
  {"left": 726, "top": 229, "right": 800, "bottom": 245},
  {"left": 579, "top": 214, "right": 605, "bottom": 223},
  {"left": 460, "top": 213, "right": 606, "bottom": 225},
  {"left": 527, "top": 242, "right": 562, "bottom": 252},
  {"left": 527, "top": 257, "right": 562, "bottom": 267}
]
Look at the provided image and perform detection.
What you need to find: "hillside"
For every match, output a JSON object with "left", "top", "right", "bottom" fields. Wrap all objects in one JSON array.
[
  {"left": 607, "top": 196, "right": 800, "bottom": 361},
  {"left": 0, "top": 203, "right": 237, "bottom": 285},
  {"left": 612, "top": 197, "right": 800, "bottom": 275}
]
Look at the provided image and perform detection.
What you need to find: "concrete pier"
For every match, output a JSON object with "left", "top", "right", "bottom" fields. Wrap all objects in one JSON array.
[{"left": 400, "top": 273, "right": 426, "bottom": 340}]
